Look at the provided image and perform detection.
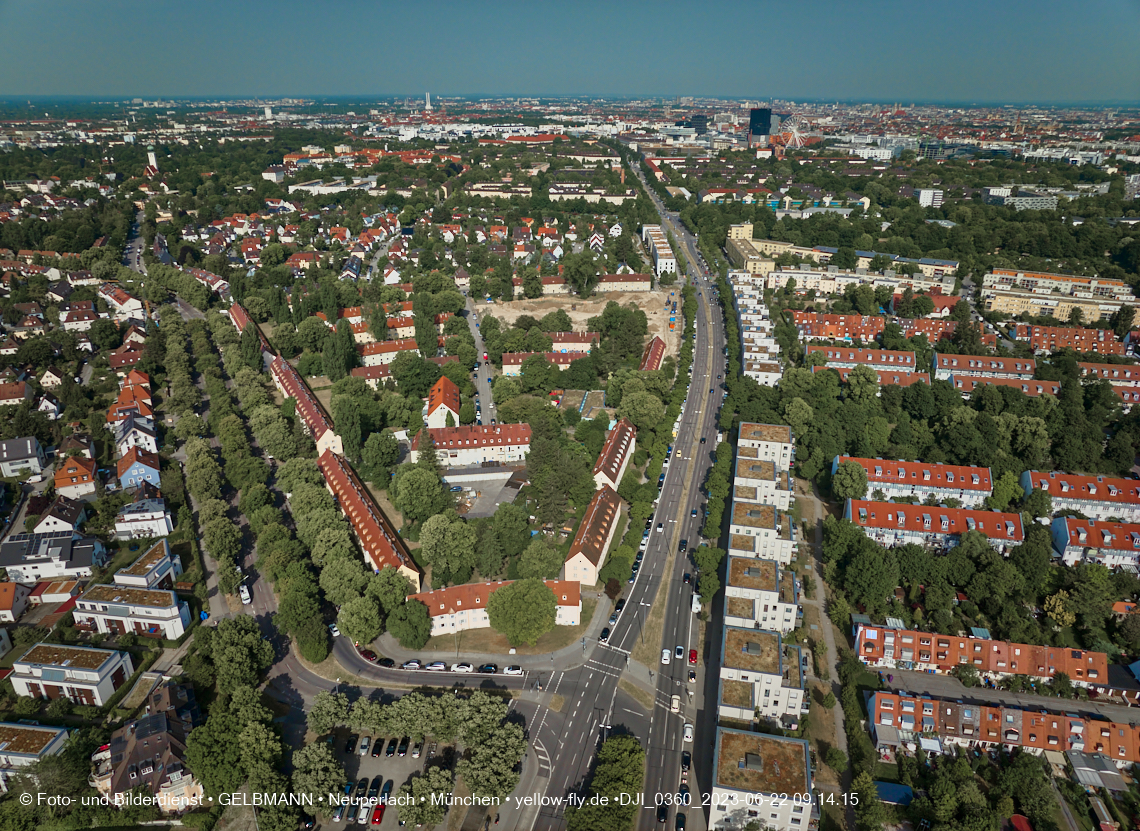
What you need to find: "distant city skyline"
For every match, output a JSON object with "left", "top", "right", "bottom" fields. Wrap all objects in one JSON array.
[{"left": 1, "top": 0, "right": 1138, "bottom": 105}]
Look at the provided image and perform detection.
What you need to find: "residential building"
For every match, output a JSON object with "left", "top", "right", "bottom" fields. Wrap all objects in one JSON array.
[
  {"left": 738, "top": 423, "right": 794, "bottom": 466},
  {"left": 500, "top": 351, "right": 577, "bottom": 375},
  {"left": 89, "top": 683, "right": 204, "bottom": 812},
  {"left": 981, "top": 268, "right": 1133, "bottom": 299},
  {"left": 806, "top": 346, "right": 918, "bottom": 372},
  {"left": 410, "top": 580, "right": 581, "bottom": 636},
  {"left": 816, "top": 366, "right": 931, "bottom": 390},
  {"left": 1078, "top": 362, "right": 1140, "bottom": 388},
  {"left": 639, "top": 336, "right": 666, "bottom": 371},
  {"left": 845, "top": 500, "right": 1023, "bottom": 553},
  {"left": 0, "top": 383, "right": 32, "bottom": 407},
  {"left": 117, "top": 446, "right": 161, "bottom": 490},
  {"left": 718, "top": 626, "right": 805, "bottom": 724},
  {"left": 0, "top": 723, "right": 69, "bottom": 793},
  {"left": 270, "top": 357, "right": 342, "bottom": 456},
  {"left": 0, "top": 437, "right": 45, "bottom": 478},
  {"left": 548, "top": 332, "right": 599, "bottom": 353},
  {"left": 832, "top": 456, "right": 993, "bottom": 508},
  {"left": 562, "top": 485, "right": 623, "bottom": 585},
  {"left": 10, "top": 644, "right": 133, "bottom": 705},
  {"left": 853, "top": 624, "right": 1107, "bottom": 686},
  {"left": 728, "top": 501, "right": 797, "bottom": 565},
  {"left": 357, "top": 337, "right": 420, "bottom": 366},
  {"left": 0, "top": 531, "right": 106, "bottom": 583},
  {"left": 933, "top": 353, "right": 1035, "bottom": 381},
  {"left": 316, "top": 450, "right": 421, "bottom": 589},
  {"left": 57, "top": 434, "right": 92, "bottom": 459},
  {"left": 641, "top": 225, "right": 676, "bottom": 278},
  {"left": 592, "top": 418, "right": 636, "bottom": 491},
  {"left": 949, "top": 376, "right": 1061, "bottom": 398},
  {"left": 981, "top": 287, "right": 1123, "bottom": 322},
  {"left": 917, "top": 188, "right": 944, "bottom": 208},
  {"left": 73, "top": 584, "right": 190, "bottom": 639},
  {"left": 0, "top": 583, "right": 31, "bottom": 623},
  {"left": 114, "top": 495, "right": 173, "bottom": 541},
  {"left": 743, "top": 360, "right": 783, "bottom": 386},
  {"left": 724, "top": 557, "right": 799, "bottom": 633},
  {"left": 867, "top": 690, "right": 1140, "bottom": 767},
  {"left": 1052, "top": 517, "right": 1140, "bottom": 568},
  {"left": 349, "top": 365, "right": 392, "bottom": 389},
  {"left": 734, "top": 456, "right": 793, "bottom": 510},
  {"left": 32, "top": 495, "right": 86, "bottom": 534},
  {"left": 54, "top": 456, "right": 96, "bottom": 500},
  {"left": 112, "top": 539, "right": 182, "bottom": 589},
  {"left": 424, "top": 376, "right": 461, "bottom": 429},
  {"left": 1020, "top": 471, "right": 1140, "bottom": 522},
  {"left": 115, "top": 414, "right": 159, "bottom": 456},
  {"left": 710, "top": 728, "right": 815, "bottom": 831},
  {"left": 410, "top": 424, "right": 531, "bottom": 467},
  {"left": 98, "top": 283, "right": 145, "bottom": 321},
  {"left": 792, "top": 312, "right": 885, "bottom": 341},
  {"left": 1013, "top": 325, "right": 1125, "bottom": 356}
]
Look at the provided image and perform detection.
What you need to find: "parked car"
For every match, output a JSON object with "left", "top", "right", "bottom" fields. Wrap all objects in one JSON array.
[
  {"left": 661, "top": 649, "right": 671, "bottom": 665},
  {"left": 671, "top": 694, "right": 680, "bottom": 713},
  {"left": 683, "top": 724, "right": 693, "bottom": 742},
  {"left": 378, "top": 657, "right": 395, "bottom": 668},
  {"left": 401, "top": 660, "right": 421, "bottom": 670},
  {"left": 344, "top": 735, "right": 357, "bottom": 754},
  {"left": 689, "top": 649, "right": 697, "bottom": 665},
  {"left": 385, "top": 738, "right": 398, "bottom": 757},
  {"left": 503, "top": 666, "right": 523, "bottom": 676},
  {"left": 412, "top": 740, "right": 422, "bottom": 758},
  {"left": 329, "top": 623, "right": 341, "bottom": 638},
  {"left": 425, "top": 661, "right": 447, "bottom": 671},
  {"left": 451, "top": 662, "right": 473, "bottom": 673},
  {"left": 398, "top": 736, "right": 409, "bottom": 756},
  {"left": 477, "top": 664, "right": 497, "bottom": 674},
  {"left": 239, "top": 584, "right": 252, "bottom": 605},
  {"left": 600, "top": 627, "right": 610, "bottom": 643},
  {"left": 358, "top": 736, "right": 370, "bottom": 756},
  {"left": 359, "top": 649, "right": 378, "bottom": 662}
]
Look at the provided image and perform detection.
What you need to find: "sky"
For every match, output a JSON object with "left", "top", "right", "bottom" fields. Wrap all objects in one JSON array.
[{"left": 2, "top": 0, "right": 1139, "bottom": 104}]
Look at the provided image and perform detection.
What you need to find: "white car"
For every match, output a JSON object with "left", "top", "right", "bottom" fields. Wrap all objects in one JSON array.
[
  {"left": 661, "top": 649, "right": 671, "bottom": 666},
  {"left": 451, "top": 662, "right": 473, "bottom": 673},
  {"left": 683, "top": 723, "right": 694, "bottom": 743},
  {"left": 671, "top": 694, "right": 681, "bottom": 713},
  {"left": 329, "top": 623, "right": 341, "bottom": 638},
  {"left": 503, "top": 665, "right": 523, "bottom": 676},
  {"left": 425, "top": 661, "right": 447, "bottom": 672},
  {"left": 239, "top": 585, "right": 252, "bottom": 605}
]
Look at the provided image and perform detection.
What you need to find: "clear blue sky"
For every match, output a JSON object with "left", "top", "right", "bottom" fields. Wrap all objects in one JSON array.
[{"left": 2, "top": 0, "right": 1138, "bottom": 104}]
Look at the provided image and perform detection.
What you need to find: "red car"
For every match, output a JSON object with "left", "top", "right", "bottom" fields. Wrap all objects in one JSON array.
[
  {"left": 359, "top": 649, "right": 378, "bottom": 663},
  {"left": 689, "top": 649, "right": 697, "bottom": 665},
  {"left": 370, "top": 806, "right": 385, "bottom": 825}
]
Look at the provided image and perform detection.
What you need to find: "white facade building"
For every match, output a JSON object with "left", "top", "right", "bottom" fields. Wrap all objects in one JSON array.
[
  {"left": 724, "top": 557, "right": 800, "bottom": 633},
  {"left": 10, "top": 644, "right": 134, "bottom": 706}
]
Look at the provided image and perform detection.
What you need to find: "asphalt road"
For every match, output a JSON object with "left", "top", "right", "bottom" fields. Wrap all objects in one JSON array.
[{"left": 464, "top": 298, "right": 496, "bottom": 423}]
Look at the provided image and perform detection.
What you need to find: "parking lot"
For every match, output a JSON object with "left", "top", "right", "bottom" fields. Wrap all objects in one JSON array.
[{"left": 319, "top": 727, "right": 454, "bottom": 830}]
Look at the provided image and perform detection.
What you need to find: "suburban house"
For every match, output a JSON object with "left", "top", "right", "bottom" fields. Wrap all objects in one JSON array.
[
  {"left": 98, "top": 283, "right": 145, "bottom": 321},
  {"left": 833, "top": 456, "right": 994, "bottom": 508},
  {"left": 113, "top": 540, "right": 181, "bottom": 589},
  {"left": 73, "top": 584, "right": 190, "bottom": 639},
  {"left": 0, "top": 382, "right": 33, "bottom": 407},
  {"left": 0, "top": 723, "right": 69, "bottom": 793},
  {"left": 32, "top": 495, "right": 86, "bottom": 534},
  {"left": 54, "top": 455, "right": 97, "bottom": 500},
  {"left": 562, "top": 485, "right": 623, "bottom": 585},
  {"left": 0, "top": 531, "right": 107, "bottom": 583},
  {"left": 57, "top": 433, "right": 93, "bottom": 459},
  {"left": 0, "top": 583, "right": 32, "bottom": 623},
  {"left": 10, "top": 644, "right": 134, "bottom": 706},
  {"left": 410, "top": 424, "right": 531, "bottom": 467},
  {"left": 89, "top": 683, "right": 204, "bottom": 812},
  {"left": 117, "top": 446, "right": 161, "bottom": 490},
  {"left": 592, "top": 418, "right": 636, "bottom": 491},
  {"left": 0, "top": 437, "right": 46, "bottom": 478},
  {"left": 409, "top": 580, "right": 581, "bottom": 636},
  {"left": 424, "top": 375, "right": 461, "bottom": 429},
  {"left": 115, "top": 414, "right": 159, "bottom": 456},
  {"left": 114, "top": 495, "right": 174, "bottom": 541}
]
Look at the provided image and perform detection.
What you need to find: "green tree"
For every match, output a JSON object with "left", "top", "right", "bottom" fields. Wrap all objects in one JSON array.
[
  {"left": 493, "top": 502, "right": 530, "bottom": 558},
  {"left": 388, "top": 600, "right": 432, "bottom": 649},
  {"left": 307, "top": 690, "right": 351, "bottom": 735},
  {"left": 396, "top": 767, "right": 454, "bottom": 828},
  {"left": 240, "top": 323, "right": 262, "bottom": 371},
  {"left": 1111, "top": 304, "right": 1136, "bottom": 339},
  {"left": 477, "top": 525, "right": 506, "bottom": 578},
  {"left": 457, "top": 721, "right": 526, "bottom": 800},
  {"left": 832, "top": 460, "right": 868, "bottom": 500},
  {"left": 517, "top": 536, "right": 564, "bottom": 580},
  {"left": 1022, "top": 487, "right": 1053, "bottom": 518},
  {"left": 338, "top": 595, "right": 382, "bottom": 645},
  {"left": 418, "top": 511, "right": 478, "bottom": 580},
  {"left": 391, "top": 465, "right": 451, "bottom": 524},
  {"left": 291, "top": 742, "right": 345, "bottom": 817},
  {"left": 987, "top": 470, "right": 1022, "bottom": 512},
  {"left": 1045, "top": 590, "right": 1076, "bottom": 629},
  {"left": 487, "top": 578, "right": 556, "bottom": 646},
  {"left": 319, "top": 554, "right": 368, "bottom": 606},
  {"left": 366, "top": 566, "right": 412, "bottom": 617},
  {"left": 199, "top": 615, "right": 274, "bottom": 694}
]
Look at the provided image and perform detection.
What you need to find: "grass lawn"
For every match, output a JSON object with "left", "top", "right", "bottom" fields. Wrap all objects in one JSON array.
[
  {"left": 423, "top": 597, "right": 597, "bottom": 656},
  {"left": 806, "top": 682, "right": 840, "bottom": 790},
  {"left": 618, "top": 678, "right": 654, "bottom": 713},
  {"left": 631, "top": 546, "right": 675, "bottom": 667},
  {"left": 93, "top": 541, "right": 148, "bottom": 584},
  {"left": 873, "top": 760, "right": 900, "bottom": 783}
]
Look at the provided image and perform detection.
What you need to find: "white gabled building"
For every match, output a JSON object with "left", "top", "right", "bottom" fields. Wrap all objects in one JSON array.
[
  {"left": 410, "top": 580, "right": 580, "bottom": 636},
  {"left": 592, "top": 418, "right": 636, "bottom": 491},
  {"left": 410, "top": 424, "right": 532, "bottom": 468}
]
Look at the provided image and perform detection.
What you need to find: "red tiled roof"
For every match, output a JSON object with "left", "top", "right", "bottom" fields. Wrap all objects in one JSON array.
[
  {"left": 229, "top": 302, "right": 252, "bottom": 333},
  {"left": 837, "top": 456, "right": 992, "bottom": 492},
  {"left": 358, "top": 337, "right": 420, "bottom": 357},
  {"left": 1078, "top": 362, "right": 1140, "bottom": 385},
  {"left": 410, "top": 579, "right": 579, "bottom": 618},
  {"left": 639, "top": 336, "right": 666, "bottom": 372},
  {"left": 316, "top": 450, "right": 418, "bottom": 575},
  {"left": 934, "top": 353, "right": 1036, "bottom": 377},
  {"left": 566, "top": 485, "right": 622, "bottom": 566},
  {"left": 501, "top": 351, "right": 577, "bottom": 367},
  {"left": 814, "top": 366, "right": 930, "bottom": 387},
  {"left": 950, "top": 377, "right": 1060, "bottom": 397},
  {"left": 1024, "top": 471, "right": 1140, "bottom": 506},
  {"left": 116, "top": 446, "right": 160, "bottom": 479},
  {"left": 847, "top": 499, "right": 1023, "bottom": 541},
  {"left": 806, "top": 345, "right": 917, "bottom": 368},
  {"left": 271, "top": 357, "right": 335, "bottom": 440},
  {"left": 593, "top": 419, "right": 636, "bottom": 483},
  {"left": 0, "top": 381, "right": 30, "bottom": 402},
  {"left": 411, "top": 424, "right": 531, "bottom": 451},
  {"left": 350, "top": 365, "right": 392, "bottom": 382},
  {"left": 426, "top": 376, "right": 461, "bottom": 417}
]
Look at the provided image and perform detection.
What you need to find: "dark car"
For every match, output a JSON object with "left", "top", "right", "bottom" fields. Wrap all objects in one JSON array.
[
  {"left": 615, "top": 598, "right": 626, "bottom": 613},
  {"left": 675, "top": 812, "right": 687, "bottom": 830},
  {"left": 368, "top": 776, "right": 382, "bottom": 799},
  {"left": 681, "top": 750, "right": 691, "bottom": 772},
  {"left": 398, "top": 736, "right": 410, "bottom": 756},
  {"left": 345, "top": 735, "right": 358, "bottom": 754},
  {"left": 343, "top": 780, "right": 354, "bottom": 795},
  {"left": 356, "top": 778, "right": 368, "bottom": 797},
  {"left": 477, "top": 663, "right": 498, "bottom": 674},
  {"left": 683, "top": 572, "right": 691, "bottom": 583},
  {"left": 378, "top": 657, "right": 395, "bottom": 668},
  {"left": 385, "top": 738, "right": 398, "bottom": 757},
  {"left": 678, "top": 539, "right": 688, "bottom": 553},
  {"left": 657, "top": 805, "right": 669, "bottom": 823},
  {"left": 600, "top": 627, "right": 610, "bottom": 643},
  {"left": 700, "top": 436, "right": 706, "bottom": 444},
  {"left": 300, "top": 815, "right": 316, "bottom": 830},
  {"left": 371, "top": 737, "right": 384, "bottom": 757}
]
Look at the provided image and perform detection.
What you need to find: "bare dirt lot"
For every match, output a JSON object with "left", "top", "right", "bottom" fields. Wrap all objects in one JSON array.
[{"left": 485, "top": 288, "right": 683, "bottom": 360}]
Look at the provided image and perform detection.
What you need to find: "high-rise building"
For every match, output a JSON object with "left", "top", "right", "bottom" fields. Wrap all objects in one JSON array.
[
  {"left": 748, "top": 108, "right": 772, "bottom": 143},
  {"left": 425, "top": 92, "right": 432, "bottom": 112},
  {"left": 917, "top": 188, "right": 944, "bottom": 208},
  {"left": 263, "top": 106, "right": 272, "bottom": 120}
]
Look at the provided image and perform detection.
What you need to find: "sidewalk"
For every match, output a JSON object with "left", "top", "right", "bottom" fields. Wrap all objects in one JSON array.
[{"left": 372, "top": 589, "right": 613, "bottom": 671}]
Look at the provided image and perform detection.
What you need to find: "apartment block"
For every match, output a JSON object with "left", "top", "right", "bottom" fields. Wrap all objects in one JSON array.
[
  {"left": 1052, "top": 517, "right": 1140, "bottom": 567},
  {"left": 411, "top": 424, "right": 531, "bottom": 468},
  {"left": 562, "top": 485, "right": 623, "bottom": 585},
  {"left": 640, "top": 224, "right": 676, "bottom": 278},
  {"left": 1078, "top": 362, "right": 1140, "bottom": 388},
  {"left": 806, "top": 346, "right": 918, "bottom": 372},
  {"left": 270, "top": 356, "right": 342, "bottom": 456},
  {"left": 1020, "top": 471, "right": 1140, "bottom": 522},
  {"left": 738, "top": 423, "right": 794, "bottom": 466},
  {"left": 74, "top": 584, "right": 190, "bottom": 639},
  {"left": 113, "top": 539, "right": 182, "bottom": 589},
  {"left": 983, "top": 268, "right": 1133, "bottom": 299},
  {"left": 11, "top": 644, "right": 134, "bottom": 706},
  {"left": 949, "top": 376, "right": 1061, "bottom": 398},
  {"left": 592, "top": 418, "right": 636, "bottom": 491},
  {"left": 710, "top": 728, "right": 816, "bottom": 831},
  {"left": 734, "top": 456, "right": 793, "bottom": 510},
  {"left": 854, "top": 624, "right": 1106, "bottom": 686},
  {"left": 0, "top": 723, "right": 69, "bottom": 792},
  {"left": 718, "top": 626, "right": 805, "bottom": 724},
  {"left": 815, "top": 366, "right": 931, "bottom": 390},
  {"left": 845, "top": 499, "right": 1023, "bottom": 552},
  {"left": 833, "top": 456, "right": 993, "bottom": 508},
  {"left": 728, "top": 500, "right": 797, "bottom": 565},
  {"left": 724, "top": 557, "right": 800, "bottom": 633},
  {"left": 410, "top": 580, "right": 580, "bottom": 636},
  {"left": 1014, "top": 325, "right": 1125, "bottom": 356},
  {"left": 933, "top": 353, "right": 1035, "bottom": 381}
]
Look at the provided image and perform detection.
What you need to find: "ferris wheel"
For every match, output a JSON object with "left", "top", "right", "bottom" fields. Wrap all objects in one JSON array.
[{"left": 772, "top": 112, "right": 807, "bottom": 149}]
